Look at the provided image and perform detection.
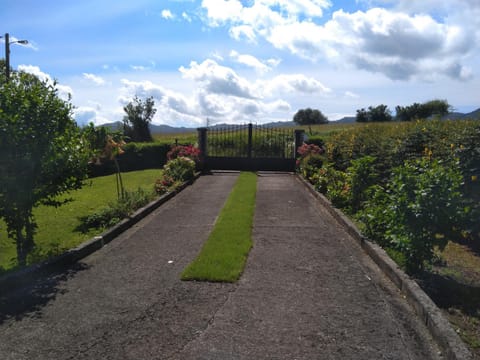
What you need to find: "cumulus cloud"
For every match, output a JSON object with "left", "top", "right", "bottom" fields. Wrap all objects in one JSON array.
[
  {"left": 83, "top": 73, "right": 105, "bottom": 85},
  {"left": 161, "top": 9, "right": 174, "bottom": 20},
  {"left": 18, "top": 65, "right": 73, "bottom": 99},
  {"left": 179, "top": 59, "right": 259, "bottom": 99},
  {"left": 262, "top": 74, "right": 331, "bottom": 96},
  {"left": 229, "top": 50, "right": 277, "bottom": 74},
  {"left": 117, "top": 58, "right": 306, "bottom": 125},
  {"left": 200, "top": 0, "right": 476, "bottom": 81}
]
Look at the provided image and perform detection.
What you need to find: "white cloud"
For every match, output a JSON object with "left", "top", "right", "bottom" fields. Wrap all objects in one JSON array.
[
  {"left": 179, "top": 59, "right": 259, "bottom": 99},
  {"left": 200, "top": 1, "right": 476, "bottom": 81},
  {"left": 83, "top": 73, "right": 105, "bottom": 86},
  {"left": 18, "top": 65, "right": 73, "bottom": 99},
  {"left": 345, "top": 91, "right": 360, "bottom": 99},
  {"left": 182, "top": 12, "right": 192, "bottom": 22},
  {"left": 229, "top": 50, "right": 273, "bottom": 74},
  {"left": 161, "top": 9, "right": 174, "bottom": 20},
  {"left": 262, "top": 74, "right": 331, "bottom": 95}
]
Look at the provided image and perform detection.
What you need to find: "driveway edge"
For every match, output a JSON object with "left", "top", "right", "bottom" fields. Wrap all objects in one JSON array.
[
  {"left": 0, "top": 173, "right": 201, "bottom": 293},
  {"left": 296, "top": 175, "right": 473, "bottom": 360}
]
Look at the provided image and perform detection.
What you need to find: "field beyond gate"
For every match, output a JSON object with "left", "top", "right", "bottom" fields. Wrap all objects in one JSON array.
[{"left": 198, "top": 124, "right": 304, "bottom": 172}]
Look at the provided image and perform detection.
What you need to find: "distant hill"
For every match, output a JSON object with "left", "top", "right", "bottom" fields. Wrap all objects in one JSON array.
[
  {"left": 97, "top": 109, "right": 478, "bottom": 134},
  {"left": 331, "top": 116, "right": 356, "bottom": 124},
  {"left": 439, "top": 108, "right": 479, "bottom": 120}
]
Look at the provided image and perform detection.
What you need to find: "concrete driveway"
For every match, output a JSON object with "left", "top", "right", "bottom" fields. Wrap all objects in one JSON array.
[{"left": 0, "top": 172, "right": 442, "bottom": 359}]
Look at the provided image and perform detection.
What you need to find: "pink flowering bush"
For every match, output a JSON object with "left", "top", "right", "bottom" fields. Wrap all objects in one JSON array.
[
  {"left": 156, "top": 145, "right": 200, "bottom": 195},
  {"left": 167, "top": 145, "right": 200, "bottom": 163},
  {"left": 297, "top": 142, "right": 325, "bottom": 181}
]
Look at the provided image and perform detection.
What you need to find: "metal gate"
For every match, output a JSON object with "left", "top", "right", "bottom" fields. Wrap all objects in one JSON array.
[{"left": 197, "top": 124, "right": 304, "bottom": 172}]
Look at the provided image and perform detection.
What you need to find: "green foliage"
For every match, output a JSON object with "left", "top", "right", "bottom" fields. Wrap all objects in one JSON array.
[
  {"left": 163, "top": 157, "right": 196, "bottom": 183},
  {"left": 299, "top": 154, "right": 324, "bottom": 181},
  {"left": 347, "top": 156, "right": 378, "bottom": 213},
  {"left": 356, "top": 104, "right": 393, "bottom": 123},
  {"left": 311, "top": 164, "right": 350, "bottom": 208},
  {"left": 301, "top": 120, "right": 479, "bottom": 274},
  {"left": 395, "top": 99, "right": 450, "bottom": 121},
  {"left": 0, "top": 169, "right": 159, "bottom": 272},
  {"left": 88, "top": 141, "right": 172, "bottom": 177},
  {"left": 293, "top": 108, "right": 328, "bottom": 134},
  {"left": 77, "top": 188, "right": 155, "bottom": 232},
  {"left": 123, "top": 96, "right": 156, "bottom": 142},
  {"left": 305, "top": 135, "right": 325, "bottom": 147},
  {"left": 0, "top": 70, "right": 89, "bottom": 266},
  {"left": 181, "top": 172, "right": 257, "bottom": 282},
  {"left": 360, "top": 158, "right": 468, "bottom": 274}
]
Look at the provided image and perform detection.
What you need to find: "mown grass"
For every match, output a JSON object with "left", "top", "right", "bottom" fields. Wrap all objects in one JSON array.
[
  {"left": 181, "top": 172, "right": 257, "bottom": 282},
  {"left": 0, "top": 169, "right": 161, "bottom": 273}
]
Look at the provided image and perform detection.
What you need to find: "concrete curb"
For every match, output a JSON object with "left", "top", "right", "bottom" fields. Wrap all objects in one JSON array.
[
  {"left": 296, "top": 175, "right": 473, "bottom": 360},
  {"left": 0, "top": 173, "right": 201, "bottom": 293}
]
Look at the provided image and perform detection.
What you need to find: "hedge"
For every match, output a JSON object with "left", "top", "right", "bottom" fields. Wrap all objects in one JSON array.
[{"left": 88, "top": 142, "right": 173, "bottom": 177}]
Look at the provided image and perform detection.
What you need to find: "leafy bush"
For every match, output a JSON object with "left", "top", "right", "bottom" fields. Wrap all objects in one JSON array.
[
  {"left": 88, "top": 142, "right": 171, "bottom": 177},
  {"left": 163, "top": 157, "right": 196, "bottom": 183},
  {"left": 310, "top": 163, "right": 350, "bottom": 208},
  {"left": 154, "top": 175, "right": 176, "bottom": 195},
  {"left": 167, "top": 144, "right": 201, "bottom": 163},
  {"left": 77, "top": 188, "right": 155, "bottom": 231},
  {"left": 347, "top": 156, "right": 378, "bottom": 213},
  {"left": 359, "top": 157, "right": 469, "bottom": 274}
]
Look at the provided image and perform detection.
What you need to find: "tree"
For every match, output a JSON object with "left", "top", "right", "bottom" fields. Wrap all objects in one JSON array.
[
  {"left": 123, "top": 96, "right": 156, "bottom": 142},
  {"left": 355, "top": 104, "right": 392, "bottom": 122},
  {"left": 395, "top": 99, "right": 451, "bottom": 121},
  {"left": 293, "top": 108, "right": 328, "bottom": 134},
  {"left": 0, "top": 69, "right": 89, "bottom": 266}
]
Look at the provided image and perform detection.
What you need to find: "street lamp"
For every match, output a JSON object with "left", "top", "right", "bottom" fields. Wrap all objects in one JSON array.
[{"left": 1, "top": 33, "right": 29, "bottom": 81}]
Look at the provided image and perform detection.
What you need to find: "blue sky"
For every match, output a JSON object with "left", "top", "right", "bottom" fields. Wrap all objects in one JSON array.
[{"left": 2, "top": 0, "right": 479, "bottom": 127}]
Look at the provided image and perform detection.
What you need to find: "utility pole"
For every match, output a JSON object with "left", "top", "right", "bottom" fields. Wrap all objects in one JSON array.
[
  {"left": 5, "top": 33, "right": 10, "bottom": 81},
  {"left": 2, "top": 33, "right": 29, "bottom": 81}
]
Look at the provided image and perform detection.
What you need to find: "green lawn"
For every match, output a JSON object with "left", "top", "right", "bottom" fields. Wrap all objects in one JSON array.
[
  {"left": 181, "top": 172, "right": 257, "bottom": 282},
  {"left": 0, "top": 169, "right": 161, "bottom": 273}
]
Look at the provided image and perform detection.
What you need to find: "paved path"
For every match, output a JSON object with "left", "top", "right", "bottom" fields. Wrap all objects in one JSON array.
[{"left": 0, "top": 173, "right": 442, "bottom": 359}]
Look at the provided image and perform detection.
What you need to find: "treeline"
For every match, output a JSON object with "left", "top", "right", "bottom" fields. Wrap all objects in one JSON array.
[{"left": 356, "top": 99, "right": 450, "bottom": 123}]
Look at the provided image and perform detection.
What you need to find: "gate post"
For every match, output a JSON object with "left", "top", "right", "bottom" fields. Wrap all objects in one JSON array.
[
  {"left": 294, "top": 129, "right": 305, "bottom": 158},
  {"left": 247, "top": 123, "right": 253, "bottom": 159},
  {"left": 197, "top": 127, "right": 208, "bottom": 171}
]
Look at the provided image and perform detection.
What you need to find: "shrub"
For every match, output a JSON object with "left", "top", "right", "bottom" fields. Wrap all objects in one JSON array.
[
  {"left": 299, "top": 154, "right": 324, "bottom": 181},
  {"left": 347, "top": 156, "right": 378, "bottom": 213},
  {"left": 310, "top": 163, "right": 350, "bottom": 208},
  {"left": 167, "top": 145, "right": 200, "bottom": 163},
  {"left": 77, "top": 188, "right": 154, "bottom": 231},
  {"left": 154, "top": 175, "right": 176, "bottom": 195},
  {"left": 360, "top": 157, "right": 469, "bottom": 274},
  {"left": 163, "top": 157, "right": 196, "bottom": 183}
]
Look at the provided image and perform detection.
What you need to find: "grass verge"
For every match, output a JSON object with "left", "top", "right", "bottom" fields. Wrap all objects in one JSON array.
[
  {"left": 0, "top": 169, "right": 161, "bottom": 273},
  {"left": 181, "top": 172, "right": 257, "bottom": 282}
]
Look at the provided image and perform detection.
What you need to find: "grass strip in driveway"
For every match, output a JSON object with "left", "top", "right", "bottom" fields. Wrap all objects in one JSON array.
[{"left": 181, "top": 172, "right": 257, "bottom": 282}]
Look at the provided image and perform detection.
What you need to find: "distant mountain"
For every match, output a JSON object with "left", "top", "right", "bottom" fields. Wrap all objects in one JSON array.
[
  {"left": 97, "top": 109, "right": 479, "bottom": 134},
  {"left": 99, "top": 121, "right": 196, "bottom": 134},
  {"left": 459, "top": 108, "right": 480, "bottom": 119},
  {"left": 331, "top": 116, "right": 356, "bottom": 124}
]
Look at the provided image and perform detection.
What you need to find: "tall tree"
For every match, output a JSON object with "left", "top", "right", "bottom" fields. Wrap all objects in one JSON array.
[
  {"left": 293, "top": 108, "right": 328, "bottom": 134},
  {"left": 0, "top": 68, "right": 89, "bottom": 266},
  {"left": 123, "top": 96, "right": 156, "bottom": 142}
]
